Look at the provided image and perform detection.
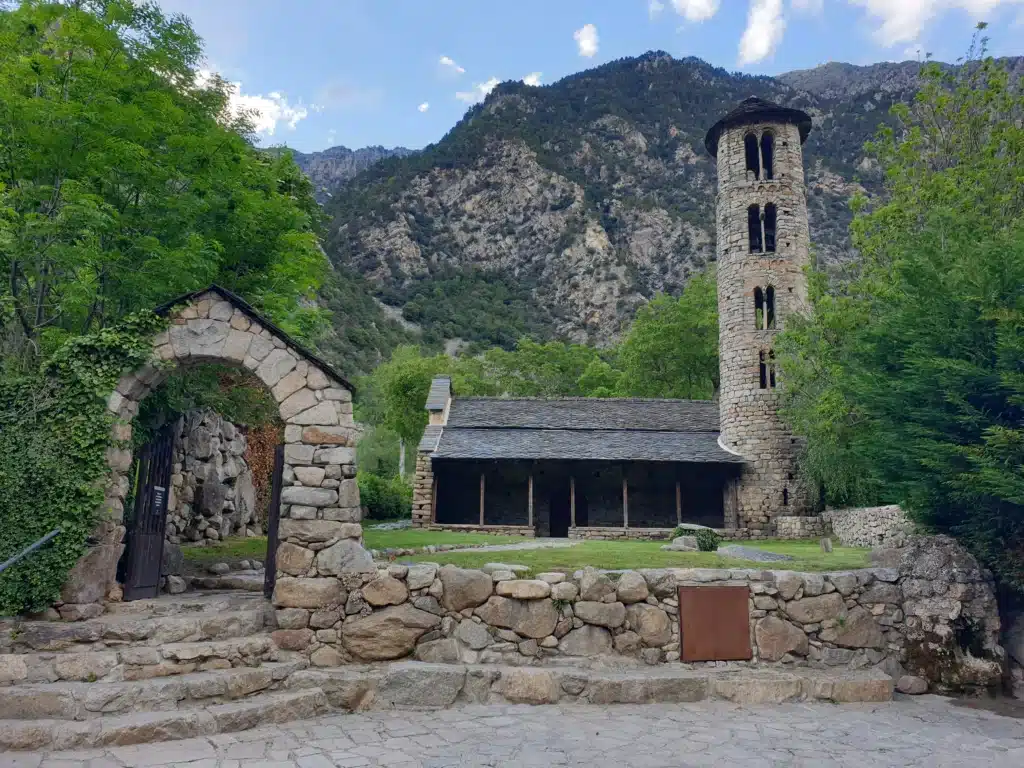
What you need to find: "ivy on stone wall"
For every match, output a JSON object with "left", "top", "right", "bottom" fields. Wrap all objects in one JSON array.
[{"left": 0, "top": 312, "right": 166, "bottom": 616}]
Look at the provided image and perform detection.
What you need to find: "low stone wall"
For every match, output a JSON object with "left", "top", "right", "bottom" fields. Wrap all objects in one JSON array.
[
  {"left": 823, "top": 505, "right": 914, "bottom": 548},
  {"left": 568, "top": 527, "right": 675, "bottom": 541},
  {"left": 412, "top": 454, "right": 433, "bottom": 527},
  {"left": 167, "top": 410, "right": 258, "bottom": 545},
  {"left": 270, "top": 535, "right": 1004, "bottom": 694},
  {"left": 425, "top": 524, "right": 536, "bottom": 537}
]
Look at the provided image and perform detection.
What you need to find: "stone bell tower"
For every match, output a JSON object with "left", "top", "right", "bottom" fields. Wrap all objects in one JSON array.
[{"left": 705, "top": 97, "right": 814, "bottom": 533}]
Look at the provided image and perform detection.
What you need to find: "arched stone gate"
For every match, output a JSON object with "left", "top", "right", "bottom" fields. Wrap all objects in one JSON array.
[{"left": 59, "top": 286, "right": 370, "bottom": 616}]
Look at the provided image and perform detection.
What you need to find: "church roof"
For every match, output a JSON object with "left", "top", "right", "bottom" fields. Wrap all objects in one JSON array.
[
  {"left": 425, "top": 395, "right": 743, "bottom": 464},
  {"left": 704, "top": 96, "right": 813, "bottom": 158}
]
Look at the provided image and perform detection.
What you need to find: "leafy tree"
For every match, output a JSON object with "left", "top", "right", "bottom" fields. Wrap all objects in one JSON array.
[
  {"left": 778, "top": 29, "right": 1024, "bottom": 590},
  {"left": 616, "top": 270, "right": 719, "bottom": 399},
  {"left": 0, "top": 0, "right": 326, "bottom": 361}
]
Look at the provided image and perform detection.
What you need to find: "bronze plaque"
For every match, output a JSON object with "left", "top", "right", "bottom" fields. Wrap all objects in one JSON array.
[{"left": 678, "top": 585, "right": 752, "bottom": 662}]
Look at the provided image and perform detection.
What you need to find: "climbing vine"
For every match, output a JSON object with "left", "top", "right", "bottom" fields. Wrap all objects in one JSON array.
[{"left": 0, "top": 312, "right": 166, "bottom": 616}]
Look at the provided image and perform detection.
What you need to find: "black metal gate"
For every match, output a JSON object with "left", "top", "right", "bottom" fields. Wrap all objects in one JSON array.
[
  {"left": 263, "top": 444, "right": 285, "bottom": 599},
  {"left": 123, "top": 424, "right": 175, "bottom": 601}
]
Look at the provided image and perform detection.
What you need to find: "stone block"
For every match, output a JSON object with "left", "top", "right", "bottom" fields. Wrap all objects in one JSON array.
[
  {"left": 755, "top": 616, "right": 809, "bottom": 661},
  {"left": 362, "top": 576, "right": 409, "bottom": 607},
  {"left": 316, "top": 539, "right": 375, "bottom": 574},
  {"left": 439, "top": 566, "right": 494, "bottom": 612},
  {"left": 625, "top": 604, "right": 673, "bottom": 646},
  {"left": 272, "top": 577, "right": 343, "bottom": 609},
  {"left": 558, "top": 625, "right": 613, "bottom": 657},
  {"left": 495, "top": 580, "right": 552, "bottom": 599},
  {"left": 414, "top": 638, "right": 462, "bottom": 664},
  {"left": 275, "top": 608, "right": 310, "bottom": 629},
  {"left": 455, "top": 619, "right": 493, "bottom": 650},
  {"left": 293, "top": 466, "right": 326, "bottom": 486},
  {"left": 616, "top": 572, "right": 650, "bottom": 603},
  {"left": 276, "top": 542, "right": 315, "bottom": 576},
  {"left": 271, "top": 628, "right": 314, "bottom": 651},
  {"left": 574, "top": 601, "right": 626, "bottom": 629},
  {"left": 494, "top": 669, "right": 561, "bottom": 704},
  {"left": 314, "top": 447, "right": 357, "bottom": 465},
  {"left": 290, "top": 402, "right": 340, "bottom": 426},
  {"left": 342, "top": 605, "right": 441, "bottom": 661},
  {"left": 281, "top": 486, "right": 338, "bottom": 508},
  {"left": 784, "top": 592, "right": 846, "bottom": 624},
  {"left": 475, "top": 596, "right": 559, "bottom": 639}
]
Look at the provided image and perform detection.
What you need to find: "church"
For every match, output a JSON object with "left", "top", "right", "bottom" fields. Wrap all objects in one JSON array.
[{"left": 411, "top": 97, "right": 823, "bottom": 541}]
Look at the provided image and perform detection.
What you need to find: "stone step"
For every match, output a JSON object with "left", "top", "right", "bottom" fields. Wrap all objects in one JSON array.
[
  {"left": 0, "top": 635, "right": 283, "bottom": 685},
  {"left": 285, "top": 662, "right": 895, "bottom": 709},
  {"left": 1, "top": 607, "right": 267, "bottom": 653},
  {"left": 0, "top": 688, "right": 329, "bottom": 751},
  {"left": 101, "top": 591, "right": 267, "bottom": 617},
  {"left": 188, "top": 573, "right": 265, "bottom": 592},
  {"left": 0, "top": 660, "right": 307, "bottom": 721}
]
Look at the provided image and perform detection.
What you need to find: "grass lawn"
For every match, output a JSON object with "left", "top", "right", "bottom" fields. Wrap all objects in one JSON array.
[
  {"left": 181, "top": 537, "right": 269, "bottom": 563},
  {"left": 361, "top": 525, "right": 530, "bottom": 551},
  {"left": 402, "top": 538, "right": 870, "bottom": 573}
]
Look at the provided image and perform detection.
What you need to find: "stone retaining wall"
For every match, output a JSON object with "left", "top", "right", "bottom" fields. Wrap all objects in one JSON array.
[
  {"left": 270, "top": 535, "right": 1004, "bottom": 694},
  {"left": 166, "top": 410, "right": 259, "bottom": 545},
  {"left": 823, "top": 505, "right": 914, "bottom": 548}
]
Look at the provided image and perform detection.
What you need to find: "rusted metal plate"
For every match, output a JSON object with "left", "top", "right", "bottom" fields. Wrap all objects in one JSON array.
[{"left": 678, "top": 585, "right": 752, "bottom": 662}]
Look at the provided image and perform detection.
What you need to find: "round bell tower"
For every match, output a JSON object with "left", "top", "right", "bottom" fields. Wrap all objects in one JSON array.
[{"left": 705, "top": 97, "right": 813, "bottom": 532}]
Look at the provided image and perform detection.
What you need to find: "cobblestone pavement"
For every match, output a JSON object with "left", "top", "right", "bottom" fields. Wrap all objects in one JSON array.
[{"left": 7, "top": 696, "right": 1024, "bottom": 768}]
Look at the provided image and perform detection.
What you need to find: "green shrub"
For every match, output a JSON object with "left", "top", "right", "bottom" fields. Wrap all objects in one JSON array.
[
  {"left": 357, "top": 471, "right": 412, "bottom": 520},
  {"left": 694, "top": 529, "right": 722, "bottom": 552}
]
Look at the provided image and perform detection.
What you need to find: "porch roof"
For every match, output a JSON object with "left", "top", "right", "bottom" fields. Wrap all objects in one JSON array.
[{"left": 431, "top": 427, "right": 743, "bottom": 464}]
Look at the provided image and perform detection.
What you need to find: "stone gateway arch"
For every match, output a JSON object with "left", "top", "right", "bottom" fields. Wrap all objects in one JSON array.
[{"left": 59, "top": 286, "right": 371, "bottom": 618}]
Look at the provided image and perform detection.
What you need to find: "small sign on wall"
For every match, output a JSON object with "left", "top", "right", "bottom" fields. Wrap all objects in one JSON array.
[{"left": 678, "top": 585, "right": 752, "bottom": 662}]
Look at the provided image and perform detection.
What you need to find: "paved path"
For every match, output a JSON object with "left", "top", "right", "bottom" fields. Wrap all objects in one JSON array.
[
  {"left": 459, "top": 538, "right": 580, "bottom": 553},
  {"left": 9, "top": 696, "right": 1024, "bottom": 768}
]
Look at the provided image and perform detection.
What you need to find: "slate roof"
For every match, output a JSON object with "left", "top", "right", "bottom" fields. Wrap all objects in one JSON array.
[
  {"left": 425, "top": 376, "right": 452, "bottom": 411},
  {"left": 419, "top": 425, "right": 444, "bottom": 452},
  {"left": 447, "top": 397, "right": 720, "bottom": 432},
  {"left": 429, "top": 397, "right": 742, "bottom": 464},
  {"left": 704, "top": 96, "right": 813, "bottom": 158}
]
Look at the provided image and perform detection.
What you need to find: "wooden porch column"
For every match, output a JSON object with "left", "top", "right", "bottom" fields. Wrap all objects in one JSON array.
[
  {"left": 675, "top": 480, "right": 682, "bottom": 526},
  {"left": 431, "top": 476, "right": 438, "bottom": 523},
  {"left": 622, "top": 469, "right": 629, "bottom": 529},
  {"left": 528, "top": 473, "right": 534, "bottom": 529},
  {"left": 570, "top": 475, "right": 576, "bottom": 528},
  {"left": 479, "top": 472, "right": 485, "bottom": 526}
]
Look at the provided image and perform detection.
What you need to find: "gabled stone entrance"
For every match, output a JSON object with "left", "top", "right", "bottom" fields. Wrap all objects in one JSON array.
[{"left": 59, "top": 286, "right": 371, "bottom": 618}]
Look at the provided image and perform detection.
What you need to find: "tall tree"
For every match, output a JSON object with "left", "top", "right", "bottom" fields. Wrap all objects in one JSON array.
[
  {"left": 778, "top": 28, "right": 1024, "bottom": 589},
  {"left": 0, "top": 0, "right": 326, "bottom": 361},
  {"left": 616, "top": 270, "right": 719, "bottom": 400}
]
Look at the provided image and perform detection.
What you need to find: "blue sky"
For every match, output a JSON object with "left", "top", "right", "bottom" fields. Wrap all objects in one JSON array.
[{"left": 155, "top": 0, "right": 1024, "bottom": 153}]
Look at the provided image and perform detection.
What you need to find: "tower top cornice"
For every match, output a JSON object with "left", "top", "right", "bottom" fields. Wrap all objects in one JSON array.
[{"left": 705, "top": 97, "right": 813, "bottom": 158}]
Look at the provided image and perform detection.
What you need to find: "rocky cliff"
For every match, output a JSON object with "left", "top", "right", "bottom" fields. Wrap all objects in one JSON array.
[
  {"left": 315, "top": 52, "right": 1022, "bottom": 348},
  {"left": 292, "top": 145, "right": 413, "bottom": 203}
]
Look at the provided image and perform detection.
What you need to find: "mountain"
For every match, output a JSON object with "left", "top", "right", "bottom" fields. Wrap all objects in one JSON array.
[
  {"left": 291, "top": 145, "right": 413, "bottom": 203},
  {"left": 316, "top": 52, "right": 1022, "bottom": 350}
]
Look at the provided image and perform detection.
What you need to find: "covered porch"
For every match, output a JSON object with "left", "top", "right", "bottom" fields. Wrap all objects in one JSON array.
[{"left": 429, "top": 459, "right": 738, "bottom": 539}]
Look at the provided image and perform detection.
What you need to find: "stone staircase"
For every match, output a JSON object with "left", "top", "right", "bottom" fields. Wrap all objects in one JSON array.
[{"left": 0, "top": 593, "right": 327, "bottom": 750}]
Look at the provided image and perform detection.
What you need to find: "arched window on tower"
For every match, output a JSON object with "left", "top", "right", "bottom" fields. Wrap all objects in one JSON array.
[
  {"left": 758, "top": 351, "right": 767, "bottom": 389},
  {"left": 764, "top": 204, "right": 777, "bottom": 253},
  {"left": 747, "top": 205, "right": 762, "bottom": 252},
  {"left": 744, "top": 133, "right": 760, "bottom": 180},
  {"left": 769, "top": 350, "right": 777, "bottom": 388},
  {"left": 754, "top": 287, "right": 764, "bottom": 330},
  {"left": 765, "top": 285, "right": 776, "bottom": 329},
  {"left": 760, "top": 132, "right": 774, "bottom": 180}
]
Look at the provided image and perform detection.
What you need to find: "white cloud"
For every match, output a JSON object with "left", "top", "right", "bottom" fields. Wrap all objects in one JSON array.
[
  {"left": 738, "top": 0, "right": 786, "bottom": 65},
  {"left": 455, "top": 77, "right": 500, "bottom": 103},
  {"left": 523, "top": 72, "right": 543, "bottom": 86},
  {"left": 903, "top": 43, "right": 925, "bottom": 59},
  {"left": 649, "top": 0, "right": 666, "bottom": 18},
  {"left": 327, "top": 128, "right": 337, "bottom": 145},
  {"left": 439, "top": 55, "right": 465, "bottom": 74},
  {"left": 418, "top": 102, "right": 430, "bottom": 112},
  {"left": 671, "top": 0, "right": 720, "bottom": 21},
  {"left": 851, "top": 0, "right": 1024, "bottom": 46},
  {"left": 199, "top": 70, "right": 309, "bottom": 136},
  {"left": 791, "top": 0, "right": 823, "bottom": 13},
  {"left": 574, "top": 23, "right": 599, "bottom": 57}
]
